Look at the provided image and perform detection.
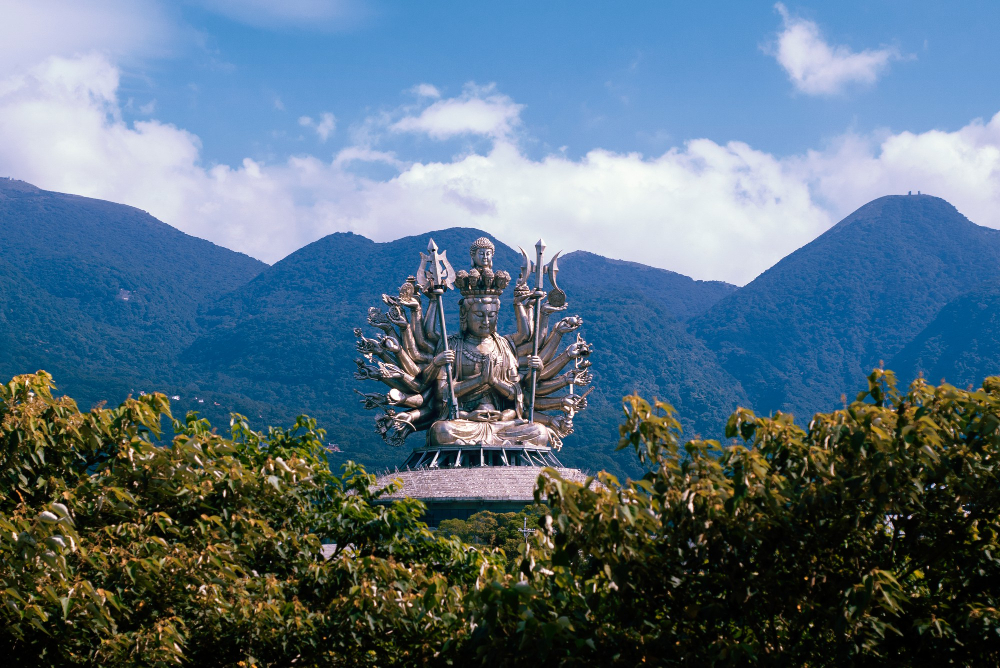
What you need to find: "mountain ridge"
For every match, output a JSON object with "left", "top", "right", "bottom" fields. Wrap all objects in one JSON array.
[
  {"left": 0, "top": 177, "right": 268, "bottom": 407},
  {"left": 8, "top": 181, "right": 1000, "bottom": 478},
  {"left": 691, "top": 194, "right": 1000, "bottom": 420},
  {"left": 181, "top": 227, "right": 744, "bottom": 476}
]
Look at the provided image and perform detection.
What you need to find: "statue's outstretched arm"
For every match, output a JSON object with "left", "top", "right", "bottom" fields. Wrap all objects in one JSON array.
[
  {"left": 532, "top": 411, "right": 574, "bottom": 440},
  {"left": 380, "top": 336, "right": 421, "bottom": 377},
  {"left": 511, "top": 287, "right": 533, "bottom": 345},
  {"left": 405, "top": 297, "right": 436, "bottom": 356},
  {"left": 422, "top": 296, "right": 441, "bottom": 345},
  {"left": 357, "top": 373, "right": 412, "bottom": 395},
  {"left": 535, "top": 368, "right": 592, "bottom": 396},
  {"left": 387, "top": 387, "right": 432, "bottom": 408},
  {"left": 537, "top": 301, "right": 566, "bottom": 343},
  {"left": 385, "top": 303, "right": 430, "bottom": 366},
  {"left": 533, "top": 392, "right": 588, "bottom": 413},
  {"left": 355, "top": 358, "right": 423, "bottom": 394},
  {"left": 394, "top": 403, "right": 435, "bottom": 429},
  {"left": 538, "top": 316, "right": 583, "bottom": 362},
  {"left": 538, "top": 340, "right": 591, "bottom": 381}
]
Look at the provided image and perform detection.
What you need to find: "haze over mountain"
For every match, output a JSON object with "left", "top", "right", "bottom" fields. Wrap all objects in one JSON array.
[{"left": 7, "top": 180, "right": 1000, "bottom": 478}]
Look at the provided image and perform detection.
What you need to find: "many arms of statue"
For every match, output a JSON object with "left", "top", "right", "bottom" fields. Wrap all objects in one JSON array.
[
  {"left": 516, "top": 302, "right": 570, "bottom": 356},
  {"left": 394, "top": 291, "right": 437, "bottom": 358},
  {"left": 533, "top": 389, "right": 590, "bottom": 413},
  {"left": 519, "top": 338, "right": 592, "bottom": 381},
  {"left": 511, "top": 286, "right": 534, "bottom": 345},
  {"left": 383, "top": 296, "right": 432, "bottom": 364},
  {"left": 534, "top": 366, "right": 592, "bottom": 397}
]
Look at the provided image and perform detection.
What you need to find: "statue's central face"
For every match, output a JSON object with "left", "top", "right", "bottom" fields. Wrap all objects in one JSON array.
[
  {"left": 465, "top": 299, "right": 499, "bottom": 337},
  {"left": 472, "top": 247, "right": 493, "bottom": 269}
]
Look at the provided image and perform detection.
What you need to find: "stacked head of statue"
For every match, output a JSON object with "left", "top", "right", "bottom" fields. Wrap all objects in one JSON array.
[{"left": 470, "top": 235, "right": 494, "bottom": 270}]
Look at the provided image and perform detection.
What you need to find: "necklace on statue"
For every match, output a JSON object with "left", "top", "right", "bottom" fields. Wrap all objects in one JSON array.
[
  {"left": 462, "top": 347, "right": 498, "bottom": 364},
  {"left": 462, "top": 337, "right": 500, "bottom": 365}
]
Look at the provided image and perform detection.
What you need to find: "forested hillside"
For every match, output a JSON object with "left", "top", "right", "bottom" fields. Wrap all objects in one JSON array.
[
  {"left": 181, "top": 229, "right": 742, "bottom": 475},
  {"left": 691, "top": 194, "right": 1000, "bottom": 421},
  {"left": 892, "top": 276, "right": 1000, "bottom": 387},
  {"left": 8, "top": 180, "right": 1000, "bottom": 478},
  {"left": 0, "top": 178, "right": 267, "bottom": 409}
]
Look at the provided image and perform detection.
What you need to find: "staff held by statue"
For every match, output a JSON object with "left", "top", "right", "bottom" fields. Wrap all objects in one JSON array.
[
  {"left": 418, "top": 239, "right": 460, "bottom": 419},
  {"left": 525, "top": 239, "right": 563, "bottom": 423}
]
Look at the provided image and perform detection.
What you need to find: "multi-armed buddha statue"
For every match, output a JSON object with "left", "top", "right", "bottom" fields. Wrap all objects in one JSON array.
[{"left": 354, "top": 236, "right": 592, "bottom": 469}]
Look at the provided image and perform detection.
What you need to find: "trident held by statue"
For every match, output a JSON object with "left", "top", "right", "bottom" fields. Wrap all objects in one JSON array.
[
  {"left": 522, "top": 239, "right": 562, "bottom": 423},
  {"left": 416, "top": 239, "right": 460, "bottom": 419}
]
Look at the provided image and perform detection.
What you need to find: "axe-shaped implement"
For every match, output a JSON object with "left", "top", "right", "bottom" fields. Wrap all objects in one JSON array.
[{"left": 416, "top": 239, "right": 460, "bottom": 419}]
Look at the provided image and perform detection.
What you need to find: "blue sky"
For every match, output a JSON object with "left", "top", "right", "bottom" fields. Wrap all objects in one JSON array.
[
  {"left": 3, "top": 1, "right": 1000, "bottom": 283},
  {"left": 134, "top": 1, "right": 999, "bottom": 162}
]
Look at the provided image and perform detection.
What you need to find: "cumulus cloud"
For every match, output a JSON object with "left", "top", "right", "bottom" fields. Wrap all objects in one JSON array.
[
  {"left": 0, "top": 0, "right": 177, "bottom": 77},
  {"left": 797, "top": 116, "right": 1000, "bottom": 226},
  {"left": 7, "top": 55, "right": 1000, "bottom": 285},
  {"left": 412, "top": 83, "right": 442, "bottom": 99},
  {"left": 391, "top": 84, "right": 524, "bottom": 140},
  {"left": 299, "top": 112, "right": 337, "bottom": 142},
  {"left": 767, "top": 3, "right": 903, "bottom": 96}
]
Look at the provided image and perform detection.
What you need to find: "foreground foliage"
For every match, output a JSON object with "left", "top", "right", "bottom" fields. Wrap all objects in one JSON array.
[
  {"left": 482, "top": 369, "right": 1000, "bottom": 666},
  {"left": 0, "top": 372, "right": 502, "bottom": 666},
  {"left": 2, "top": 370, "right": 999, "bottom": 666},
  {"left": 437, "top": 506, "right": 546, "bottom": 565}
]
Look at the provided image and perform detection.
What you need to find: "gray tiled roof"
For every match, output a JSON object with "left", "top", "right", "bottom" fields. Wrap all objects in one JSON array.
[{"left": 374, "top": 467, "right": 596, "bottom": 502}]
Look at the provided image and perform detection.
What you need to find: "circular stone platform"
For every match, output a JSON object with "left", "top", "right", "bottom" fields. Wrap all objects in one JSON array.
[{"left": 374, "top": 466, "right": 596, "bottom": 526}]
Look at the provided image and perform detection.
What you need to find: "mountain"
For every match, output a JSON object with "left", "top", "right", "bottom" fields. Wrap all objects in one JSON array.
[
  {"left": 690, "top": 194, "right": 1000, "bottom": 421},
  {"left": 11, "top": 180, "right": 1000, "bottom": 480},
  {"left": 0, "top": 178, "right": 267, "bottom": 407},
  {"left": 559, "top": 251, "right": 736, "bottom": 320},
  {"left": 891, "top": 277, "right": 1000, "bottom": 388},
  {"left": 181, "top": 229, "right": 743, "bottom": 477}
]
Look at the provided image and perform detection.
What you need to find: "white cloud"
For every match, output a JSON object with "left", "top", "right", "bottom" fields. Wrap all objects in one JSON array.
[
  {"left": 412, "top": 83, "right": 441, "bottom": 99},
  {"left": 8, "top": 57, "right": 1000, "bottom": 285},
  {"left": 315, "top": 112, "right": 336, "bottom": 141},
  {"left": 798, "top": 116, "right": 1000, "bottom": 226},
  {"left": 768, "top": 3, "right": 904, "bottom": 96},
  {"left": 0, "top": 0, "right": 177, "bottom": 78},
  {"left": 391, "top": 84, "right": 524, "bottom": 140},
  {"left": 299, "top": 112, "right": 337, "bottom": 142}
]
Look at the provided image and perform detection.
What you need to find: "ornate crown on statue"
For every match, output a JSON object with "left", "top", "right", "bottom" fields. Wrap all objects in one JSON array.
[{"left": 454, "top": 268, "right": 510, "bottom": 297}]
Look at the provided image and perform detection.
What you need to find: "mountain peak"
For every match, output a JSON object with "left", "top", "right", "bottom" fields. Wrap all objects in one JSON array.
[
  {"left": 692, "top": 194, "right": 1000, "bottom": 419},
  {"left": 0, "top": 177, "right": 42, "bottom": 196},
  {"left": 830, "top": 193, "right": 975, "bottom": 236}
]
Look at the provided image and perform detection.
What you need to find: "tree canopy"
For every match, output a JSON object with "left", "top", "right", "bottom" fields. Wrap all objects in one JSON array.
[{"left": 2, "top": 369, "right": 998, "bottom": 666}]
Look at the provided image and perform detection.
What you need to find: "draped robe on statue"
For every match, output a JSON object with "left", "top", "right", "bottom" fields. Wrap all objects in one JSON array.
[{"left": 428, "top": 332, "right": 551, "bottom": 447}]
